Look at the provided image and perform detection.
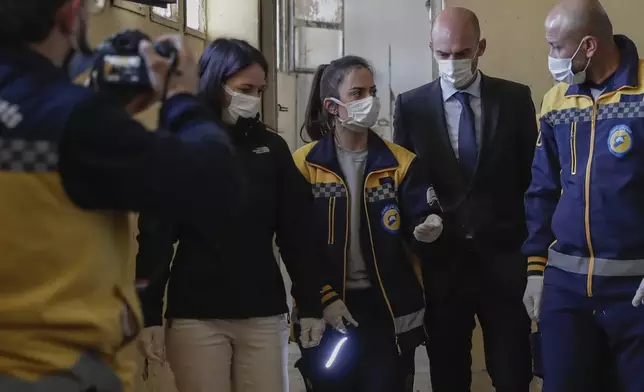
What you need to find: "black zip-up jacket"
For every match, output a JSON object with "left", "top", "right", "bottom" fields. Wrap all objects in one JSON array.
[{"left": 136, "top": 118, "right": 329, "bottom": 326}]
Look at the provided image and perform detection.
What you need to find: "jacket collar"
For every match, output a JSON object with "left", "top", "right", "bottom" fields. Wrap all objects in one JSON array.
[
  {"left": 306, "top": 129, "right": 399, "bottom": 177},
  {"left": 566, "top": 35, "right": 640, "bottom": 97},
  {"left": 0, "top": 47, "right": 68, "bottom": 82}
]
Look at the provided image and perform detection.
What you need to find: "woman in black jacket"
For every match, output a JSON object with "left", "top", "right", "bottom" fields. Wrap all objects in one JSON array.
[{"left": 134, "top": 38, "right": 353, "bottom": 392}]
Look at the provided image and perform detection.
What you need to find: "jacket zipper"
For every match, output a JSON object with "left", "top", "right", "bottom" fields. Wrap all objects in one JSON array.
[
  {"left": 363, "top": 168, "right": 402, "bottom": 354},
  {"left": 307, "top": 163, "right": 349, "bottom": 301},
  {"left": 328, "top": 197, "right": 336, "bottom": 244},
  {"left": 570, "top": 85, "right": 634, "bottom": 297},
  {"left": 585, "top": 99, "right": 598, "bottom": 297},
  {"left": 570, "top": 122, "right": 577, "bottom": 175}
]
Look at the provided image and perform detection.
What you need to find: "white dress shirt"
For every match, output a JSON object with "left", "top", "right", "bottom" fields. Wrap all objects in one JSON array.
[{"left": 440, "top": 71, "right": 483, "bottom": 160}]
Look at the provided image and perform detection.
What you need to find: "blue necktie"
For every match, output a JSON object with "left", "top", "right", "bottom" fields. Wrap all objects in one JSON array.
[{"left": 454, "top": 92, "right": 477, "bottom": 180}]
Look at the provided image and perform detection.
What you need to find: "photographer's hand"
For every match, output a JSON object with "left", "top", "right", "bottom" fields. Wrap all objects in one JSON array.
[{"left": 139, "top": 34, "right": 198, "bottom": 99}]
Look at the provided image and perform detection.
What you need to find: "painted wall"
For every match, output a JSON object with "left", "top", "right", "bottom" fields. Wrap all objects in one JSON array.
[{"left": 444, "top": 0, "right": 644, "bottom": 107}]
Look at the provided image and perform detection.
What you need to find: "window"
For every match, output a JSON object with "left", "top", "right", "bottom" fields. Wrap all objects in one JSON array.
[
  {"left": 186, "top": 0, "right": 206, "bottom": 33},
  {"left": 126, "top": 0, "right": 207, "bottom": 38},
  {"left": 110, "top": 0, "right": 206, "bottom": 41},
  {"left": 151, "top": 2, "right": 180, "bottom": 29},
  {"left": 278, "top": 0, "right": 344, "bottom": 73},
  {"left": 112, "top": 0, "right": 148, "bottom": 15},
  {"left": 152, "top": 4, "right": 179, "bottom": 21}
]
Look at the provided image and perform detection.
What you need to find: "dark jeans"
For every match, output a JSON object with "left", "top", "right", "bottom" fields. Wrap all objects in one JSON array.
[
  {"left": 422, "top": 242, "right": 533, "bottom": 392},
  {"left": 296, "top": 288, "right": 415, "bottom": 392}
]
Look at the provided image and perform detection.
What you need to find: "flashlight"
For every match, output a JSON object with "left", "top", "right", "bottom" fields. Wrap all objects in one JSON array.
[
  {"left": 324, "top": 335, "right": 349, "bottom": 368},
  {"left": 321, "top": 324, "right": 355, "bottom": 370}
]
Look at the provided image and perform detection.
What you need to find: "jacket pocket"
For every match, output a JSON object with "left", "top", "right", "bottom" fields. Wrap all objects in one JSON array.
[
  {"left": 328, "top": 197, "right": 336, "bottom": 244},
  {"left": 570, "top": 122, "right": 577, "bottom": 175}
]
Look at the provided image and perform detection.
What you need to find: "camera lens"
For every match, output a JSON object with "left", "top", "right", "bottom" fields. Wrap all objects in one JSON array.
[{"left": 115, "top": 36, "right": 134, "bottom": 51}]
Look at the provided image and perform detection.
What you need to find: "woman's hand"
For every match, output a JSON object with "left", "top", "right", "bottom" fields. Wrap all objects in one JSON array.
[
  {"left": 137, "top": 325, "right": 166, "bottom": 363},
  {"left": 299, "top": 318, "right": 326, "bottom": 348}
]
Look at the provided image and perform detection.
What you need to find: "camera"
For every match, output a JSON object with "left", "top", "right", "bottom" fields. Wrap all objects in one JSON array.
[{"left": 70, "top": 29, "right": 178, "bottom": 103}]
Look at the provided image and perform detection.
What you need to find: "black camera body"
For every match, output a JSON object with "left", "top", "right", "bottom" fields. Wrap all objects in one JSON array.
[{"left": 70, "top": 29, "right": 177, "bottom": 102}]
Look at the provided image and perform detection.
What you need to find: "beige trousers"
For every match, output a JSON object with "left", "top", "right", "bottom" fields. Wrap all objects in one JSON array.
[{"left": 166, "top": 315, "right": 290, "bottom": 392}]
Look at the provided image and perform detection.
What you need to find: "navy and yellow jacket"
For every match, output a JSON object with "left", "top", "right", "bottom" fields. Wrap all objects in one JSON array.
[
  {"left": 0, "top": 47, "right": 242, "bottom": 381},
  {"left": 293, "top": 131, "right": 440, "bottom": 352},
  {"left": 523, "top": 35, "right": 644, "bottom": 293}
]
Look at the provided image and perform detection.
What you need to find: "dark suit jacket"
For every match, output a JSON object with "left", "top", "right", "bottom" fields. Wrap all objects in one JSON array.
[{"left": 394, "top": 74, "right": 537, "bottom": 253}]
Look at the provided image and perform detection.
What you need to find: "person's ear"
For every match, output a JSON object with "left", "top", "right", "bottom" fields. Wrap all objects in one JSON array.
[
  {"left": 56, "top": 0, "right": 83, "bottom": 35},
  {"left": 477, "top": 38, "right": 487, "bottom": 57},
  {"left": 323, "top": 98, "right": 339, "bottom": 116},
  {"left": 585, "top": 36, "right": 599, "bottom": 58}
]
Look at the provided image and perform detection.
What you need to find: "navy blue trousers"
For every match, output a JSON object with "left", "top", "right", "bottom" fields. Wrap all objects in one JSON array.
[
  {"left": 422, "top": 246, "right": 533, "bottom": 392},
  {"left": 540, "top": 266, "right": 644, "bottom": 392}
]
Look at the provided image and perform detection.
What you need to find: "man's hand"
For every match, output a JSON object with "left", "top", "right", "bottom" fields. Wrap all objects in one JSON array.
[
  {"left": 323, "top": 300, "right": 358, "bottom": 334},
  {"left": 523, "top": 276, "right": 544, "bottom": 321},
  {"left": 299, "top": 318, "right": 326, "bottom": 349},
  {"left": 139, "top": 34, "right": 198, "bottom": 99},
  {"left": 413, "top": 214, "right": 443, "bottom": 243},
  {"left": 632, "top": 277, "right": 644, "bottom": 307},
  {"left": 137, "top": 326, "right": 166, "bottom": 363}
]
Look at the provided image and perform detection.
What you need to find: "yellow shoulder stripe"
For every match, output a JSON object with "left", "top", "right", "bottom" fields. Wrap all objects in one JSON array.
[
  {"left": 384, "top": 140, "right": 416, "bottom": 184},
  {"left": 292, "top": 142, "right": 318, "bottom": 183}
]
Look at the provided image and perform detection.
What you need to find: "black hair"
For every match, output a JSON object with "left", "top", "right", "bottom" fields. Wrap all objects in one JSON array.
[
  {"left": 425, "top": 0, "right": 431, "bottom": 10},
  {"left": 0, "top": 0, "right": 69, "bottom": 44},
  {"left": 198, "top": 38, "right": 269, "bottom": 121},
  {"left": 300, "top": 55, "right": 373, "bottom": 142}
]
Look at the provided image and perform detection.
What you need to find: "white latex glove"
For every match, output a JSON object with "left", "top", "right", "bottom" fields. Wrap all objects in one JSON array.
[
  {"left": 632, "top": 277, "right": 644, "bottom": 307},
  {"left": 523, "top": 276, "right": 544, "bottom": 321},
  {"left": 137, "top": 326, "right": 165, "bottom": 363},
  {"left": 413, "top": 214, "right": 443, "bottom": 243},
  {"left": 299, "top": 318, "right": 326, "bottom": 349},
  {"left": 322, "top": 300, "right": 359, "bottom": 333}
]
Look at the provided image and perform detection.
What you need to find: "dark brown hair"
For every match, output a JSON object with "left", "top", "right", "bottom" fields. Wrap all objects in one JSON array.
[
  {"left": 300, "top": 55, "right": 373, "bottom": 142},
  {"left": 0, "top": 0, "right": 69, "bottom": 44}
]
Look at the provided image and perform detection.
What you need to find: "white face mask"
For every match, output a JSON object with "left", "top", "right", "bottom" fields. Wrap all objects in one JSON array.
[
  {"left": 548, "top": 39, "right": 591, "bottom": 85},
  {"left": 436, "top": 58, "right": 476, "bottom": 89},
  {"left": 222, "top": 85, "right": 262, "bottom": 124},
  {"left": 329, "top": 96, "right": 381, "bottom": 132}
]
